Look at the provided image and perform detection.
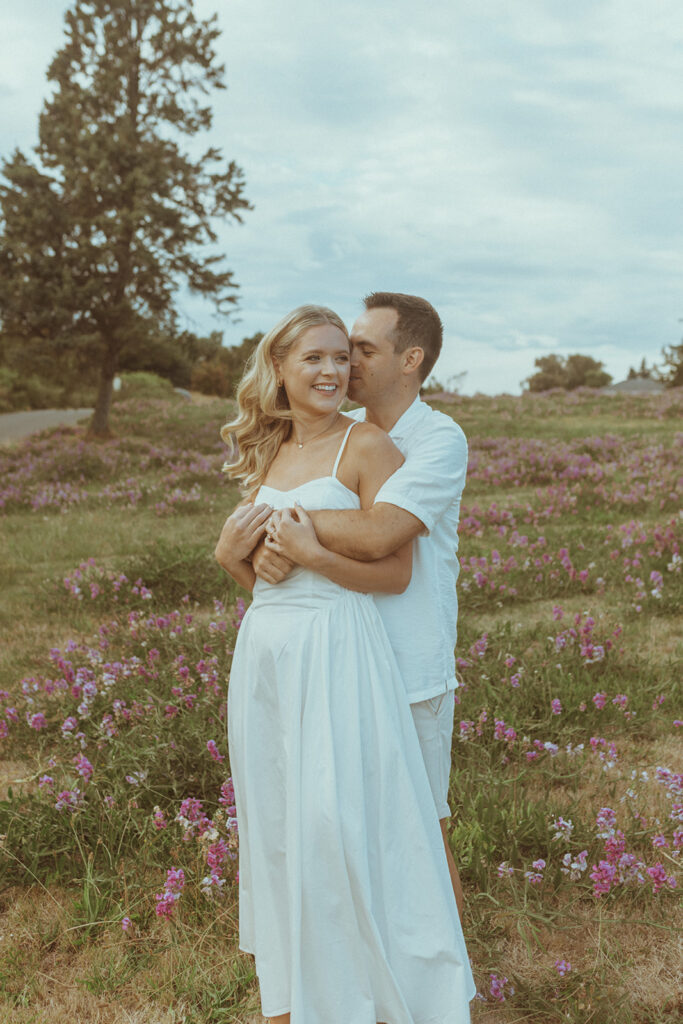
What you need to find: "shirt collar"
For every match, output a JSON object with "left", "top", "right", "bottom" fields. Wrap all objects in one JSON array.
[
  {"left": 355, "top": 394, "right": 427, "bottom": 439},
  {"left": 386, "top": 395, "right": 427, "bottom": 440}
]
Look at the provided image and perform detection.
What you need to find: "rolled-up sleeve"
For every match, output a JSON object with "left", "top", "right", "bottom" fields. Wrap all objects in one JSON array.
[{"left": 373, "top": 423, "right": 468, "bottom": 533}]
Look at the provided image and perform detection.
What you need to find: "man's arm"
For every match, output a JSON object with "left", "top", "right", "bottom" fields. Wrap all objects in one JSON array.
[
  {"left": 309, "top": 504, "right": 423, "bottom": 561},
  {"left": 266, "top": 506, "right": 412, "bottom": 593},
  {"left": 309, "top": 421, "right": 468, "bottom": 561}
]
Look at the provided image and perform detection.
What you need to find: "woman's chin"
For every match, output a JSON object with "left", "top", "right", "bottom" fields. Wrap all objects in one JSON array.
[{"left": 300, "top": 391, "right": 345, "bottom": 412}]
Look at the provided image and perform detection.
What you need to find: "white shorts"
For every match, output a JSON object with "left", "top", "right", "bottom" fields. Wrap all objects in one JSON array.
[{"left": 410, "top": 689, "right": 455, "bottom": 820}]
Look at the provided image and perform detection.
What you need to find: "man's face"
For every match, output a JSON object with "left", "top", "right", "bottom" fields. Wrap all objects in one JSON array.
[{"left": 348, "top": 307, "right": 404, "bottom": 406}]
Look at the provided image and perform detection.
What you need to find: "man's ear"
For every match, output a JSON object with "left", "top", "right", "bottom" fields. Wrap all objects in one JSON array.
[{"left": 401, "top": 346, "right": 425, "bottom": 376}]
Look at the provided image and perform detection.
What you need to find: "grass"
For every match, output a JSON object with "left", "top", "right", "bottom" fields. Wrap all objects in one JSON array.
[{"left": 0, "top": 388, "right": 681, "bottom": 1022}]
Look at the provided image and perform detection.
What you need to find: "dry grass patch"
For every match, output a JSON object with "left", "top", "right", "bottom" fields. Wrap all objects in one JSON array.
[
  {"left": 633, "top": 616, "right": 683, "bottom": 665},
  {"left": 0, "top": 759, "right": 33, "bottom": 800},
  {"left": 0, "top": 887, "right": 261, "bottom": 1024},
  {"left": 476, "top": 904, "right": 680, "bottom": 1020}
]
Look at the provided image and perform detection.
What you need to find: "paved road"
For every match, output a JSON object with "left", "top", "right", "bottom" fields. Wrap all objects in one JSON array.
[{"left": 0, "top": 408, "right": 93, "bottom": 445}]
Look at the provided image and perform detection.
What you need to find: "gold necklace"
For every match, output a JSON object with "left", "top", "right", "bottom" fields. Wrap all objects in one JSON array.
[{"left": 293, "top": 413, "right": 340, "bottom": 449}]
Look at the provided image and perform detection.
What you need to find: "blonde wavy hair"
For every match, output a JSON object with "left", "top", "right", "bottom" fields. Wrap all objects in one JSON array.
[{"left": 221, "top": 304, "right": 349, "bottom": 493}]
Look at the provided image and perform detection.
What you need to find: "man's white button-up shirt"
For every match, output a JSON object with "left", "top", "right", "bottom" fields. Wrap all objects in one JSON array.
[{"left": 350, "top": 396, "right": 468, "bottom": 703}]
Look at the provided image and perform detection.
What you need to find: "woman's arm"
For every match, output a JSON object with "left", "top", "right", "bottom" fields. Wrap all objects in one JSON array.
[
  {"left": 214, "top": 500, "right": 272, "bottom": 592},
  {"left": 266, "top": 507, "right": 412, "bottom": 594}
]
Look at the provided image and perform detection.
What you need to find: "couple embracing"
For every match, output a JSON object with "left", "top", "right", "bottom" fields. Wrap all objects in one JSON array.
[{"left": 215, "top": 292, "right": 475, "bottom": 1023}]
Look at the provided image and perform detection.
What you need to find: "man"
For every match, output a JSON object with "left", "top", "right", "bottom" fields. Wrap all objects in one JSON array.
[{"left": 253, "top": 291, "right": 468, "bottom": 915}]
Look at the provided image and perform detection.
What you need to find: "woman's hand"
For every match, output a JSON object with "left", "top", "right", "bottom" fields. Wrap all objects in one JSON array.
[
  {"left": 252, "top": 536, "right": 295, "bottom": 585},
  {"left": 215, "top": 502, "right": 272, "bottom": 571},
  {"left": 265, "top": 504, "right": 323, "bottom": 568}
]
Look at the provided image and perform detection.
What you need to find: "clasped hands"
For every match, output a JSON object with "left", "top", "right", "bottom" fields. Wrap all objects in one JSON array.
[{"left": 216, "top": 501, "right": 322, "bottom": 585}]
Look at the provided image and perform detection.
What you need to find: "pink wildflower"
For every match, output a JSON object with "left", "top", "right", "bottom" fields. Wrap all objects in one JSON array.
[
  {"left": 646, "top": 863, "right": 677, "bottom": 895},
  {"left": 595, "top": 806, "right": 617, "bottom": 838},
  {"left": 590, "top": 859, "right": 617, "bottom": 896},
  {"left": 73, "top": 753, "right": 93, "bottom": 783},
  {"left": 488, "top": 973, "right": 512, "bottom": 1002},
  {"left": 555, "top": 959, "right": 572, "bottom": 976},
  {"left": 219, "top": 778, "right": 236, "bottom": 813},
  {"left": 524, "top": 859, "right": 545, "bottom": 885},
  {"left": 561, "top": 850, "right": 587, "bottom": 880},
  {"left": 55, "top": 788, "right": 83, "bottom": 812},
  {"left": 206, "top": 739, "right": 225, "bottom": 762},
  {"left": 604, "top": 830, "right": 626, "bottom": 864},
  {"left": 153, "top": 806, "right": 168, "bottom": 830},
  {"left": 550, "top": 816, "right": 574, "bottom": 841},
  {"left": 154, "top": 866, "right": 185, "bottom": 920},
  {"left": 459, "top": 720, "right": 474, "bottom": 740},
  {"left": 233, "top": 597, "right": 246, "bottom": 629}
]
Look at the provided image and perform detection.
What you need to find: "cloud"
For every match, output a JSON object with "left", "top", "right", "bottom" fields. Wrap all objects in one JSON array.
[{"left": 3, "top": 0, "right": 682, "bottom": 392}]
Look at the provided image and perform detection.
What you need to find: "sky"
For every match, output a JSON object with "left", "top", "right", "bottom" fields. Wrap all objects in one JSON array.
[{"left": 2, "top": 0, "right": 682, "bottom": 394}]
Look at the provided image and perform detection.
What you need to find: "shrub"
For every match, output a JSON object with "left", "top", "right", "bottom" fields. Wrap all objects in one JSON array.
[
  {"left": 114, "top": 372, "right": 178, "bottom": 402},
  {"left": 0, "top": 366, "right": 65, "bottom": 412}
]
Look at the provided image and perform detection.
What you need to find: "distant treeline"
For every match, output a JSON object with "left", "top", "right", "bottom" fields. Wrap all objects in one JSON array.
[
  {"left": 522, "top": 345, "right": 682, "bottom": 393},
  {"left": 0, "top": 328, "right": 262, "bottom": 413}
]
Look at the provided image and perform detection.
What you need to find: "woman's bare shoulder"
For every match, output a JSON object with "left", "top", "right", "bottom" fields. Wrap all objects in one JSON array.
[
  {"left": 346, "top": 420, "right": 402, "bottom": 463},
  {"left": 346, "top": 419, "right": 392, "bottom": 446}
]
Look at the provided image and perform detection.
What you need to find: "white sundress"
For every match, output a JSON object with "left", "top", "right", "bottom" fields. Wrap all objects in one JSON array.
[{"left": 227, "top": 423, "right": 475, "bottom": 1023}]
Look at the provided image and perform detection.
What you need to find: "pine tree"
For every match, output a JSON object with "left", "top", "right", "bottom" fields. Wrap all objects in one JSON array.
[
  {"left": 0, "top": 0, "right": 250, "bottom": 434},
  {"left": 657, "top": 340, "right": 683, "bottom": 387}
]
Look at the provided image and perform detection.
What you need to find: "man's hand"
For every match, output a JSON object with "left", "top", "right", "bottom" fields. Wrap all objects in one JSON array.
[
  {"left": 266, "top": 504, "right": 324, "bottom": 568},
  {"left": 215, "top": 502, "right": 272, "bottom": 571},
  {"left": 252, "top": 537, "right": 295, "bottom": 585}
]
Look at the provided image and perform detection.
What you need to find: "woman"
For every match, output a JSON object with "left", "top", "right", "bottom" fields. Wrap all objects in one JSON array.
[{"left": 216, "top": 305, "right": 474, "bottom": 1023}]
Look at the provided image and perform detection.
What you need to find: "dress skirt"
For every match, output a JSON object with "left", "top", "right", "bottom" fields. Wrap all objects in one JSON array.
[{"left": 228, "top": 568, "right": 475, "bottom": 1023}]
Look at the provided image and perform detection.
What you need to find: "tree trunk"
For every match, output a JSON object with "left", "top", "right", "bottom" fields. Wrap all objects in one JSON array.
[{"left": 88, "top": 345, "right": 117, "bottom": 437}]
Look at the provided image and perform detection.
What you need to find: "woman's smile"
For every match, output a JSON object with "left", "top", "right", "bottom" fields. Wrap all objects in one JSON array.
[{"left": 276, "top": 323, "right": 351, "bottom": 412}]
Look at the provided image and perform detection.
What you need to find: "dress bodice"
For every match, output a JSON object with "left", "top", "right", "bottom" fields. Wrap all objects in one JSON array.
[
  {"left": 256, "top": 474, "right": 361, "bottom": 513},
  {"left": 251, "top": 421, "right": 361, "bottom": 604},
  {"left": 256, "top": 419, "right": 361, "bottom": 512}
]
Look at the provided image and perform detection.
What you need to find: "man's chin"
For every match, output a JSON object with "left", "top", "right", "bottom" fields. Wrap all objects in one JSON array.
[{"left": 347, "top": 382, "right": 364, "bottom": 405}]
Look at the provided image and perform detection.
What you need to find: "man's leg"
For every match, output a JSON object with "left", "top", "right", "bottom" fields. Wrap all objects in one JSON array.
[
  {"left": 440, "top": 818, "right": 464, "bottom": 919},
  {"left": 410, "top": 690, "right": 464, "bottom": 919}
]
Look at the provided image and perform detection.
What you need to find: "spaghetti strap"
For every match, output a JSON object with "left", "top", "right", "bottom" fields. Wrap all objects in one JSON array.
[{"left": 331, "top": 421, "right": 358, "bottom": 479}]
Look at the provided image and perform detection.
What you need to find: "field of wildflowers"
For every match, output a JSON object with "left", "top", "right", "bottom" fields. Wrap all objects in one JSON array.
[{"left": 0, "top": 388, "right": 681, "bottom": 1023}]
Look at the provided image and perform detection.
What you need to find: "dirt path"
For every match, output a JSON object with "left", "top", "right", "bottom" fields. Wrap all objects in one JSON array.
[{"left": 0, "top": 408, "right": 93, "bottom": 445}]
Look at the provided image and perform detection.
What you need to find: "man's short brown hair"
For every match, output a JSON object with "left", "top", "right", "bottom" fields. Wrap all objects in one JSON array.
[{"left": 363, "top": 291, "right": 443, "bottom": 382}]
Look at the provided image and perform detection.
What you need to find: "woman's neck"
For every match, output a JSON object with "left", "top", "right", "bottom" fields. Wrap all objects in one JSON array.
[{"left": 288, "top": 409, "right": 340, "bottom": 448}]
